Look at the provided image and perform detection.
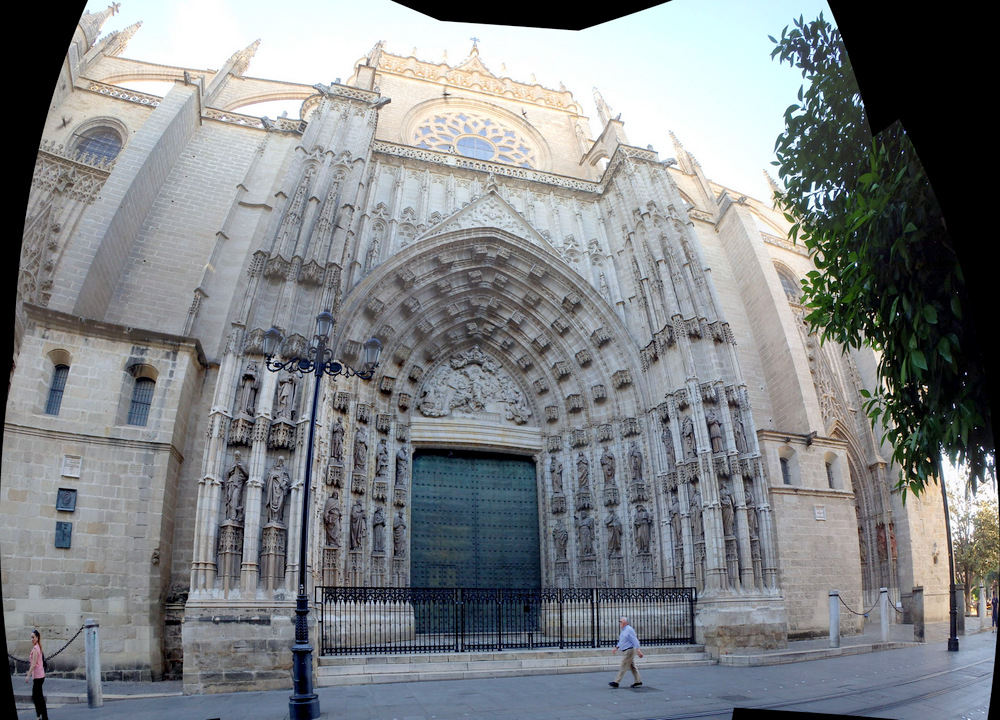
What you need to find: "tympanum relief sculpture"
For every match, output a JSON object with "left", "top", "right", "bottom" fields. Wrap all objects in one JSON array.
[{"left": 417, "top": 346, "right": 532, "bottom": 424}]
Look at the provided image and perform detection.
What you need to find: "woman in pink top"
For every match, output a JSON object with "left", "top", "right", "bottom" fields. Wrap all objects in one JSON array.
[{"left": 26, "top": 629, "right": 48, "bottom": 720}]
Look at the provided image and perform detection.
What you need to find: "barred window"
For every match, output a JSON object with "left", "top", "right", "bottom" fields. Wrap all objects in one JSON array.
[
  {"left": 45, "top": 364, "right": 70, "bottom": 415},
  {"left": 127, "top": 377, "right": 155, "bottom": 426}
]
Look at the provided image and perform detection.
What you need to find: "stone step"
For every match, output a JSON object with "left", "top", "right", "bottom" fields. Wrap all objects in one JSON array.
[{"left": 316, "top": 646, "right": 715, "bottom": 686}]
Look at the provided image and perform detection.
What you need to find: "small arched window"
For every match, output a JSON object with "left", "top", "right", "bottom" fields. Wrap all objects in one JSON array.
[
  {"left": 127, "top": 378, "right": 155, "bottom": 426},
  {"left": 124, "top": 363, "right": 158, "bottom": 427},
  {"left": 45, "top": 364, "right": 70, "bottom": 415}
]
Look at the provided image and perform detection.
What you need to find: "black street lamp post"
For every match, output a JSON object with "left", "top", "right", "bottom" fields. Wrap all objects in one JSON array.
[{"left": 263, "top": 312, "right": 382, "bottom": 720}]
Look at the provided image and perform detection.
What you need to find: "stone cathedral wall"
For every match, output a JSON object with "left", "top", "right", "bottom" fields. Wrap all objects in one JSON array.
[{"left": 5, "top": 12, "right": 951, "bottom": 687}]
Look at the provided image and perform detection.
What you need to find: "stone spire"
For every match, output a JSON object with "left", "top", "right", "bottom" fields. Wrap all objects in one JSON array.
[
  {"left": 100, "top": 21, "right": 142, "bottom": 58},
  {"left": 204, "top": 40, "right": 261, "bottom": 107},
  {"left": 78, "top": 2, "right": 120, "bottom": 49},
  {"left": 764, "top": 170, "right": 783, "bottom": 205},
  {"left": 225, "top": 39, "right": 261, "bottom": 79},
  {"left": 593, "top": 88, "right": 615, "bottom": 126},
  {"left": 670, "top": 131, "right": 701, "bottom": 174},
  {"left": 590, "top": 88, "right": 628, "bottom": 146}
]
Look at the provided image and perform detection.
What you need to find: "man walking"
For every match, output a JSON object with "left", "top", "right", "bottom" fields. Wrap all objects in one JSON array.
[{"left": 609, "top": 616, "right": 643, "bottom": 688}]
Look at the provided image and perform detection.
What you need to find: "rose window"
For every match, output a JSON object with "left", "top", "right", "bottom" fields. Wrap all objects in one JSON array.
[{"left": 413, "top": 111, "right": 536, "bottom": 168}]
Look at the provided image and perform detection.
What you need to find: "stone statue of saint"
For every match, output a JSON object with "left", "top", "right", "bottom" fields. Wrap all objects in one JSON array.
[
  {"left": 577, "top": 453, "right": 590, "bottom": 488},
  {"left": 323, "top": 493, "right": 341, "bottom": 548},
  {"left": 553, "top": 523, "right": 568, "bottom": 560},
  {"left": 577, "top": 513, "right": 596, "bottom": 556},
  {"left": 350, "top": 500, "right": 367, "bottom": 550},
  {"left": 275, "top": 376, "right": 295, "bottom": 419},
  {"left": 744, "top": 485, "right": 759, "bottom": 540},
  {"left": 707, "top": 409, "right": 723, "bottom": 453},
  {"left": 353, "top": 427, "right": 368, "bottom": 473},
  {"left": 682, "top": 415, "right": 697, "bottom": 460},
  {"left": 393, "top": 511, "right": 406, "bottom": 557},
  {"left": 224, "top": 451, "right": 249, "bottom": 522},
  {"left": 330, "top": 417, "right": 345, "bottom": 463},
  {"left": 550, "top": 455, "right": 564, "bottom": 494},
  {"left": 605, "top": 511, "right": 623, "bottom": 557},
  {"left": 372, "top": 506, "right": 386, "bottom": 554},
  {"left": 669, "top": 491, "right": 682, "bottom": 549},
  {"left": 237, "top": 363, "right": 259, "bottom": 417},
  {"left": 634, "top": 505, "right": 652, "bottom": 554},
  {"left": 719, "top": 481, "right": 735, "bottom": 537},
  {"left": 629, "top": 443, "right": 643, "bottom": 482},
  {"left": 732, "top": 406, "right": 748, "bottom": 454},
  {"left": 661, "top": 422, "right": 676, "bottom": 469},
  {"left": 375, "top": 439, "right": 389, "bottom": 479},
  {"left": 601, "top": 448, "right": 616, "bottom": 487},
  {"left": 265, "top": 456, "right": 290, "bottom": 525},
  {"left": 690, "top": 484, "right": 704, "bottom": 542},
  {"left": 394, "top": 445, "right": 409, "bottom": 487}
]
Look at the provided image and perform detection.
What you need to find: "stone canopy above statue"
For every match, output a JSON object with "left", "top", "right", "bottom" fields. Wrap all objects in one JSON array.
[{"left": 416, "top": 346, "right": 532, "bottom": 424}]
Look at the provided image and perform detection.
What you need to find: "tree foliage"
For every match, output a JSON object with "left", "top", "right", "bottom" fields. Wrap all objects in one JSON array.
[
  {"left": 770, "top": 14, "right": 994, "bottom": 498},
  {"left": 950, "top": 483, "right": 999, "bottom": 604}
]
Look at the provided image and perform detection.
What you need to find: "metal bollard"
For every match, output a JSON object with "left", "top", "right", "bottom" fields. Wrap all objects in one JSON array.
[
  {"left": 879, "top": 587, "right": 889, "bottom": 642},
  {"left": 829, "top": 590, "right": 840, "bottom": 648},
  {"left": 84, "top": 618, "right": 103, "bottom": 708}
]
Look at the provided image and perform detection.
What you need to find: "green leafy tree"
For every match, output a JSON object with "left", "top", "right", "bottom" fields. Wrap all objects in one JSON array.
[
  {"left": 769, "top": 14, "right": 993, "bottom": 498},
  {"left": 971, "top": 498, "right": 999, "bottom": 594},
  {"left": 949, "top": 484, "right": 998, "bottom": 609}
]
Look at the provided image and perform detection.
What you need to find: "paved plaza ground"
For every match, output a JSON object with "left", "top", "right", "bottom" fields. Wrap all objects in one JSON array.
[{"left": 11, "top": 620, "right": 995, "bottom": 719}]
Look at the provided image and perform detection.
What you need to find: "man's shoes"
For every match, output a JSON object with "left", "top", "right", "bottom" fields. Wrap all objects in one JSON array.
[
  {"left": 631, "top": 682, "right": 642, "bottom": 688},
  {"left": 608, "top": 682, "right": 619, "bottom": 688}
]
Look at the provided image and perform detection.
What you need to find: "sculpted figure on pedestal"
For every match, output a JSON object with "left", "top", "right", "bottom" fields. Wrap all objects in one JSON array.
[
  {"left": 395, "top": 445, "right": 409, "bottom": 487},
  {"left": 682, "top": 415, "right": 697, "bottom": 460},
  {"left": 323, "top": 493, "right": 341, "bottom": 547},
  {"left": 551, "top": 455, "right": 564, "bottom": 494},
  {"left": 393, "top": 511, "right": 407, "bottom": 557},
  {"left": 605, "top": 511, "right": 623, "bottom": 557},
  {"left": 224, "top": 451, "right": 249, "bottom": 522},
  {"left": 330, "top": 418, "right": 345, "bottom": 463},
  {"left": 601, "top": 448, "right": 616, "bottom": 487},
  {"left": 372, "top": 506, "right": 386, "bottom": 554},
  {"left": 350, "top": 500, "right": 367, "bottom": 550},
  {"left": 265, "top": 456, "right": 290, "bottom": 525},
  {"left": 634, "top": 505, "right": 652, "bottom": 554}
]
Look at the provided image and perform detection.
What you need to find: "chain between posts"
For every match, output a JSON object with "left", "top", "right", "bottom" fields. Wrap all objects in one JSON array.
[
  {"left": 838, "top": 594, "right": 881, "bottom": 617},
  {"left": 7, "top": 624, "right": 85, "bottom": 670}
]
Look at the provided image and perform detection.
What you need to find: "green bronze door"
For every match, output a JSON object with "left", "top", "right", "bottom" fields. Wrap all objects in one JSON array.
[{"left": 411, "top": 450, "right": 541, "bottom": 590}]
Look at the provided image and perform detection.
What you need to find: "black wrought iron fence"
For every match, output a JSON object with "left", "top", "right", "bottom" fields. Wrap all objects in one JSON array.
[{"left": 316, "top": 586, "right": 696, "bottom": 655}]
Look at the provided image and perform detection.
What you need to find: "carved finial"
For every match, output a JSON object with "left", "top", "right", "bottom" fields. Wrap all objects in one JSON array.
[
  {"left": 764, "top": 170, "right": 783, "bottom": 198},
  {"left": 226, "top": 39, "right": 260, "bottom": 78},
  {"left": 593, "top": 87, "right": 615, "bottom": 126}
]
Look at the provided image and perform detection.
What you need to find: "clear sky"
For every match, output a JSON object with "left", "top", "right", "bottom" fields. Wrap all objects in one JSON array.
[{"left": 78, "top": 0, "right": 833, "bottom": 203}]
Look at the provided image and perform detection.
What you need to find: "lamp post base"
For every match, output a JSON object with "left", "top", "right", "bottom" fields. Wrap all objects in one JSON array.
[{"left": 289, "top": 592, "right": 320, "bottom": 719}]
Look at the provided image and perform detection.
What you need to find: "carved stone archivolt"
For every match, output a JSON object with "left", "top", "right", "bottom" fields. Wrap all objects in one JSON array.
[{"left": 416, "top": 346, "right": 531, "bottom": 423}]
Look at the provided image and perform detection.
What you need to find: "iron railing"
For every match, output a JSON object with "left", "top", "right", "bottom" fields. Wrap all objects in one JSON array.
[{"left": 316, "top": 586, "right": 696, "bottom": 655}]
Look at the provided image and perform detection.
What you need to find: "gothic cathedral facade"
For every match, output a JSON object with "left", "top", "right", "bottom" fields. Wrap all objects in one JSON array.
[{"left": 4, "top": 6, "right": 948, "bottom": 690}]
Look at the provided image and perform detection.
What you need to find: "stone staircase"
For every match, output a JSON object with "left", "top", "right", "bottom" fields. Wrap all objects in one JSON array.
[{"left": 316, "top": 645, "right": 715, "bottom": 686}]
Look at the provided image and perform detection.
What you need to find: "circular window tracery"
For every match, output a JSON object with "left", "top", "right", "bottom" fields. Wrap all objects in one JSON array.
[
  {"left": 413, "top": 111, "right": 536, "bottom": 168},
  {"left": 74, "top": 127, "right": 123, "bottom": 163}
]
